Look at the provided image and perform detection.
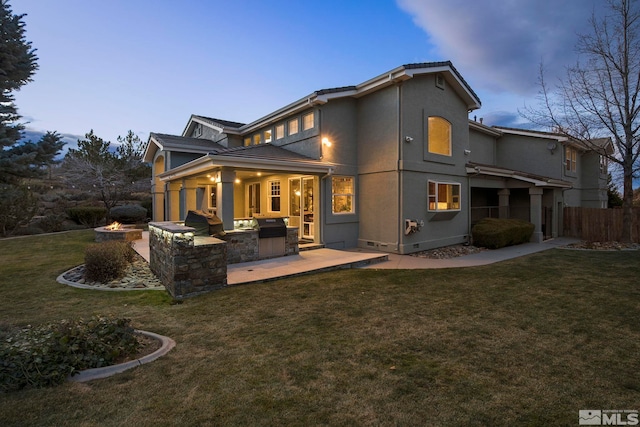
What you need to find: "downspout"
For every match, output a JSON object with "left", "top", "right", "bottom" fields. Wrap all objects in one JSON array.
[
  {"left": 397, "top": 83, "right": 403, "bottom": 253},
  {"left": 318, "top": 107, "right": 325, "bottom": 247}
]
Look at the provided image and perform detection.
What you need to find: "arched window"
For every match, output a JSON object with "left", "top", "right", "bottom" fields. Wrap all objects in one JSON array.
[{"left": 428, "top": 117, "right": 451, "bottom": 156}]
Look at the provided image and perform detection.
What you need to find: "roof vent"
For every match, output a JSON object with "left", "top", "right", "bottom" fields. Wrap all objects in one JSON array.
[{"left": 435, "top": 74, "right": 445, "bottom": 90}]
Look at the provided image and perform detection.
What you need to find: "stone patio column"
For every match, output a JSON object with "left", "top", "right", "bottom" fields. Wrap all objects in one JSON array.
[
  {"left": 218, "top": 168, "right": 236, "bottom": 231},
  {"left": 166, "top": 182, "right": 181, "bottom": 221},
  {"left": 529, "top": 187, "right": 544, "bottom": 243},
  {"left": 498, "top": 189, "right": 510, "bottom": 219}
]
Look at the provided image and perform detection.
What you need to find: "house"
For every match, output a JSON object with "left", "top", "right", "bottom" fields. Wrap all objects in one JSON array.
[{"left": 143, "top": 61, "right": 612, "bottom": 255}]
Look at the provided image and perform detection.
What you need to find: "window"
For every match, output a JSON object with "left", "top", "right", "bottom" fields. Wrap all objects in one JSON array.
[
  {"left": 428, "top": 117, "right": 451, "bottom": 156},
  {"left": 264, "top": 129, "right": 272, "bottom": 144},
  {"left": 599, "top": 155, "right": 607, "bottom": 174},
  {"left": 269, "top": 180, "right": 281, "bottom": 212},
  {"left": 428, "top": 181, "right": 460, "bottom": 211},
  {"left": 276, "top": 124, "right": 285, "bottom": 140},
  {"left": 565, "top": 146, "right": 577, "bottom": 172},
  {"left": 332, "top": 176, "right": 355, "bottom": 214},
  {"left": 209, "top": 185, "right": 217, "bottom": 214},
  {"left": 194, "top": 123, "right": 202, "bottom": 137},
  {"left": 253, "top": 134, "right": 261, "bottom": 145},
  {"left": 244, "top": 137, "right": 251, "bottom": 146},
  {"left": 288, "top": 118, "right": 299, "bottom": 135},
  {"left": 303, "top": 112, "right": 314, "bottom": 130}
]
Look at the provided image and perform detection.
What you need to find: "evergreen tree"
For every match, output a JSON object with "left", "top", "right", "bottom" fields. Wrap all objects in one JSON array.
[
  {"left": 0, "top": 2, "right": 64, "bottom": 184},
  {"left": 0, "top": 0, "right": 38, "bottom": 152},
  {"left": 607, "top": 173, "right": 623, "bottom": 208}
]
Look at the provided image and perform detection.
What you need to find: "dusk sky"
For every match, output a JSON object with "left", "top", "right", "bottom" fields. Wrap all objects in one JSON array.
[{"left": 12, "top": 0, "right": 605, "bottom": 149}]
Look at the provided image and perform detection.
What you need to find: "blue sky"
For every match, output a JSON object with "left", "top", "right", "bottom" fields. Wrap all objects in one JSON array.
[{"left": 12, "top": 0, "right": 604, "bottom": 149}]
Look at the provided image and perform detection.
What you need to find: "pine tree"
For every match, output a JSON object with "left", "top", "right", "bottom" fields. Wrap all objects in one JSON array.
[
  {"left": 0, "top": 0, "right": 38, "bottom": 152},
  {"left": 0, "top": 1, "right": 64, "bottom": 185}
]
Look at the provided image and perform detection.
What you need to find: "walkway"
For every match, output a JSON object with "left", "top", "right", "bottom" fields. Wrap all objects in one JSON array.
[{"left": 132, "top": 232, "right": 578, "bottom": 285}]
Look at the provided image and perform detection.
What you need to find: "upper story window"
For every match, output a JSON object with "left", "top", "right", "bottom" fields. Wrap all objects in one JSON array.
[
  {"left": 565, "top": 146, "right": 577, "bottom": 172},
  {"left": 332, "top": 176, "right": 355, "bottom": 214},
  {"left": 193, "top": 123, "right": 202, "bottom": 137},
  {"left": 599, "top": 155, "right": 607, "bottom": 174},
  {"left": 275, "top": 124, "right": 285, "bottom": 140},
  {"left": 264, "top": 129, "right": 272, "bottom": 144},
  {"left": 428, "top": 181, "right": 460, "bottom": 211},
  {"left": 253, "top": 134, "right": 261, "bottom": 145},
  {"left": 289, "top": 118, "right": 299, "bottom": 135},
  {"left": 244, "top": 137, "right": 251, "bottom": 146},
  {"left": 303, "top": 112, "right": 314, "bottom": 131},
  {"left": 428, "top": 117, "right": 451, "bottom": 156}
]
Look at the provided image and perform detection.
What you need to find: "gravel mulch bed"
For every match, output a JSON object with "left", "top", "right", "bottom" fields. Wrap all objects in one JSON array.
[
  {"left": 409, "top": 244, "right": 486, "bottom": 259},
  {"left": 62, "top": 254, "right": 165, "bottom": 290}
]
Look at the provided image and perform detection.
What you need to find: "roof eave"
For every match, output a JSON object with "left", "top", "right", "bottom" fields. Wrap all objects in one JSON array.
[
  {"left": 467, "top": 165, "right": 573, "bottom": 188},
  {"left": 143, "top": 135, "right": 161, "bottom": 163},
  {"left": 240, "top": 62, "right": 482, "bottom": 133},
  {"left": 158, "top": 153, "right": 332, "bottom": 181}
]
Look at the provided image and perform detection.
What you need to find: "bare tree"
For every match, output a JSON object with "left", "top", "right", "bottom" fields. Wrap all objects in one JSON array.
[
  {"left": 524, "top": 0, "right": 640, "bottom": 242},
  {"left": 62, "top": 130, "right": 150, "bottom": 217}
]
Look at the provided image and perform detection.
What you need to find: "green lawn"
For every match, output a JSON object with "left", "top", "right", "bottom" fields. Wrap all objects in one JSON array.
[{"left": 1, "top": 231, "right": 639, "bottom": 426}]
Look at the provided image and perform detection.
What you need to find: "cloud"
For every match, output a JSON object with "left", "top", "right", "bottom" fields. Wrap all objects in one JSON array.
[
  {"left": 397, "top": 0, "right": 603, "bottom": 95},
  {"left": 20, "top": 128, "right": 84, "bottom": 157}
]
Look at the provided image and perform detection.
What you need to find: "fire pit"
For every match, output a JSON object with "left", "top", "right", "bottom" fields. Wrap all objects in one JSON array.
[{"left": 94, "top": 222, "right": 142, "bottom": 243}]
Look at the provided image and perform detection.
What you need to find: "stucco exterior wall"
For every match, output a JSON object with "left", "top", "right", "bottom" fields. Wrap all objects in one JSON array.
[
  {"left": 496, "top": 134, "right": 564, "bottom": 179},
  {"left": 319, "top": 98, "right": 360, "bottom": 249},
  {"left": 469, "top": 127, "right": 497, "bottom": 165},
  {"left": 358, "top": 171, "right": 399, "bottom": 251},
  {"left": 580, "top": 151, "right": 607, "bottom": 207}
]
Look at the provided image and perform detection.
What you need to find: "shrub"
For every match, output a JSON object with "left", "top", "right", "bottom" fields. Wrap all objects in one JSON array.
[
  {"left": 67, "top": 206, "right": 107, "bottom": 227},
  {"left": 0, "top": 316, "right": 140, "bottom": 392},
  {"left": 109, "top": 204, "right": 147, "bottom": 224},
  {"left": 84, "top": 241, "right": 133, "bottom": 282},
  {"left": 472, "top": 218, "right": 535, "bottom": 249},
  {"left": 140, "top": 198, "right": 152, "bottom": 216},
  {"left": 30, "top": 214, "right": 67, "bottom": 233}
]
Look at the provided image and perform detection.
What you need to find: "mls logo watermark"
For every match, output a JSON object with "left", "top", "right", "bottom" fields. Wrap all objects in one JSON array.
[{"left": 579, "top": 409, "right": 639, "bottom": 425}]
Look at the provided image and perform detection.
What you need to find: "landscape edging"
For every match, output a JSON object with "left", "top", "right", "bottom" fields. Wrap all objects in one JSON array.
[{"left": 68, "top": 330, "right": 176, "bottom": 382}]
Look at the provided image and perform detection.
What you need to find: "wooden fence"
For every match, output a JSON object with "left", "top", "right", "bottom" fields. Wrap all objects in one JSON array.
[{"left": 563, "top": 207, "right": 640, "bottom": 242}]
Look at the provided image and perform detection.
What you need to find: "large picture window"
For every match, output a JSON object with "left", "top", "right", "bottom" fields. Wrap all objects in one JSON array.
[
  {"left": 428, "top": 117, "right": 451, "bottom": 156},
  {"left": 428, "top": 181, "right": 460, "bottom": 211},
  {"left": 332, "top": 176, "right": 355, "bottom": 214}
]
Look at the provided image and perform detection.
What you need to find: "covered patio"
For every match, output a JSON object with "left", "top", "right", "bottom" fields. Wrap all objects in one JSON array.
[
  {"left": 152, "top": 144, "right": 333, "bottom": 245},
  {"left": 467, "top": 163, "right": 572, "bottom": 242}
]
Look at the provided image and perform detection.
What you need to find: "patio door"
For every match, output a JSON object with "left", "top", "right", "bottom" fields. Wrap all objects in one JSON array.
[
  {"left": 289, "top": 177, "right": 314, "bottom": 240},
  {"left": 248, "top": 183, "right": 260, "bottom": 217}
]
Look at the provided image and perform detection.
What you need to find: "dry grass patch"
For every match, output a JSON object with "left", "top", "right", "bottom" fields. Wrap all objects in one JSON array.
[{"left": 0, "top": 233, "right": 639, "bottom": 426}]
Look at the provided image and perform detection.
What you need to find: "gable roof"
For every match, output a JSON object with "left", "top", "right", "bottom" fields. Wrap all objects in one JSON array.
[
  {"left": 208, "top": 61, "right": 482, "bottom": 135},
  {"left": 143, "top": 133, "right": 227, "bottom": 163},
  {"left": 156, "top": 144, "right": 331, "bottom": 181},
  {"left": 182, "top": 114, "right": 246, "bottom": 137}
]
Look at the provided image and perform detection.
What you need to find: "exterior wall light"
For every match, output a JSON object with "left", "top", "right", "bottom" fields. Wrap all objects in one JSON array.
[{"left": 322, "top": 137, "right": 332, "bottom": 147}]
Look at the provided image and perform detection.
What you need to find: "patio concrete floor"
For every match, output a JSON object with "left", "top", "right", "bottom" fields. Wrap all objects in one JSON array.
[{"left": 132, "top": 232, "right": 578, "bottom": 285}]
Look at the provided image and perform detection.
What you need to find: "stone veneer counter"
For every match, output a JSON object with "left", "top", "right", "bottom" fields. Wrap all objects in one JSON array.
[{"left": 148, "top": 222, "right": 227, "bottom": 298}]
